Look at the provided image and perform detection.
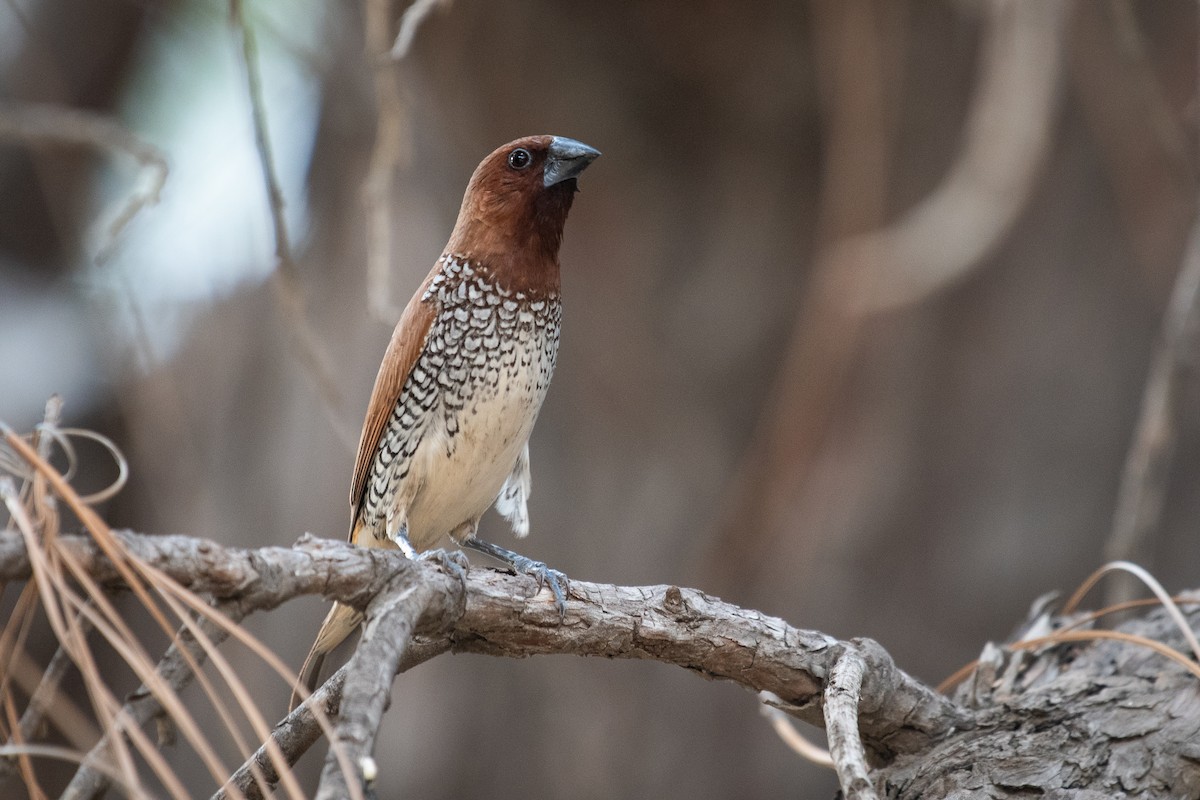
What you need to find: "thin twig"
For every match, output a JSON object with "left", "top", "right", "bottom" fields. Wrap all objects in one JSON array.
[
  {"left": 0, "top": 103, "right": 168, "bottom": 257},
  {"left": 1105, "top": 207, "right": 1200, "bottom": 601},
  {"left": 228, "top": 0, "right": 295, "bottom": 280},
  {"left": 364, "top": 0, "right": 450, "bottom": 323},
  {"left": 363, "top": 0, "right": 410, "bottom": 324},
  {"left": 389, "top": 0, "right": 447, "bottom": 59},
  {"left": 227, "top": 0, "right": 357, "bottom": 450},
  {"left": 216, "top": 668, "right": 344, "bottom": 800}
]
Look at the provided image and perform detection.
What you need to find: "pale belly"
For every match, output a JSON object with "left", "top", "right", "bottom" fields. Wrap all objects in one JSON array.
[{"left": 402, "top": 342, "right": 549, "bottom": 550}]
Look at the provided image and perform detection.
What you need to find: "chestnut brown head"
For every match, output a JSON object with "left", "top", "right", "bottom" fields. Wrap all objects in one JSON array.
[{"left": 446, "top": 135, "right": 600, "bottom": 288}]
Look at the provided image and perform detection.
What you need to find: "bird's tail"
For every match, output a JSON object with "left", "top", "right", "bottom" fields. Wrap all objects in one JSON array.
[{"left": 290, "top": 601, "right": 362, "bottom": 711}]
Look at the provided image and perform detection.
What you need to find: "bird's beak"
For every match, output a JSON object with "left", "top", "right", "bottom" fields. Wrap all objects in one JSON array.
[{"left": 543, "top": 137, "right": 601, "bottom": 187}]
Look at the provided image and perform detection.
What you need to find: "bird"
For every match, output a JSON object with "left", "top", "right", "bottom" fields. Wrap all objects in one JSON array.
[{"left": 292, "top": 135, "right": 600, "bottom": 708}]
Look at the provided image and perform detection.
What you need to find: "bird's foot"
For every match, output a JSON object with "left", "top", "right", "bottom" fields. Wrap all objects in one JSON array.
[
  {"left": 461, "top": 537, "right": 568, "bottom": 618},
  {"left": 508, "top": 555, "right": 569, "bottom": 618},
  {"left": 416, "top": 548, "right": 470, "bottom": 584}
]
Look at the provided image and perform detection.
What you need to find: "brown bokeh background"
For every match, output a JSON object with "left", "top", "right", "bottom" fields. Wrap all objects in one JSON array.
[{"left": 3, "top": 1, "right": 1199, "bottom": 797}]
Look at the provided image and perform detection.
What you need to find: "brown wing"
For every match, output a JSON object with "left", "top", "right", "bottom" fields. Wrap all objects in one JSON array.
[{"left": 348, "top": 268, "right": 439, "bottom": 529}]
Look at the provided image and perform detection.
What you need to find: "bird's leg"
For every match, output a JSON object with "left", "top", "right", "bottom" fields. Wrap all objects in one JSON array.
[
  {"left": 394, "top": 524, "right": 469, "bottom": 582},
  {"left": 393, "top": 525, "right": 419, "bottom": 559},
  {"left": 462, "top": 537, "right": 568, "bottom": 617}
]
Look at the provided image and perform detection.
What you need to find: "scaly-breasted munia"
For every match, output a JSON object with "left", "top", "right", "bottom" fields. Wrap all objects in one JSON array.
[{"left": 293, "top": 135, "right": 599, "bottom": 706}]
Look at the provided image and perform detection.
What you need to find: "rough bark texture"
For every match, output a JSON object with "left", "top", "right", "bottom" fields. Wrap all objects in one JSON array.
[
  {"left": 884, "top": 599, "right": 1200, "bottom": 798},
  {"left": 2, "top": 529, "right": 1198, "bottom": 798}
]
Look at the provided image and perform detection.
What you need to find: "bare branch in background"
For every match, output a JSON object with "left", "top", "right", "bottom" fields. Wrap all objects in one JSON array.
[
  {"left": 707, "top": 0, "right": 904, "bottom": 592},
  {"left": 362, "top": 0, "right": 450, "bottom": 324},
  {"left": 362, "top": 0, "right": 451, "bottom": 327},
  {"left": 1069, "top": 0, "right": 1195, "bottom": 276},
  {"left": 228, "top": 0, "right": 357, "bottom": 450},
  {"left": 710, "top": 0, "right": 1068, "bottom": 590},
  {"left": 0, "top": 102, "right": 167, "bottom": 256},
  {"left": 362, "top": 0, "right": 411, "bottom": 324},
  {"left": 1066, "top": 2, "right": 1200, "bottom": 605},
  {"left": 389, "top": 0, "right": 447, "bottom": 60},
  {"left": 1106, "top": 208, "right": 1200, "bottom": 588},
  {"left": 837, "top": 0, "right": 1068, "bottom": 312}
]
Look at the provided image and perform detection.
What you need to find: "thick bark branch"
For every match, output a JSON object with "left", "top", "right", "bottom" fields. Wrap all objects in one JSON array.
[
  {"left": 4, "top": 529, "right": 1198, "bottom": 797},
  {"left": 0, "top": 528, "right": 967, "bottom": 765}
]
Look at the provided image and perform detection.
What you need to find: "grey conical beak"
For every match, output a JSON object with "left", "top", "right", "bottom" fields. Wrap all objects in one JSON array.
[{"left": 543, "top": 136, "right": 601, "bottom": 187}]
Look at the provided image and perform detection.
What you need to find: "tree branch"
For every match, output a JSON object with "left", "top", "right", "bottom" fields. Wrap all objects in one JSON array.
[
  {"left": 6, "top": 527, "right": 1198, "bottom": 796},
  {"left": 314, "top": 570, "right": 460, "bottom": 799},
  {"left": 823, "top": 645, "right": 876, "bottom": 800},
  {"left": 0, "top": 528, "right": 969, "bottom": 766}
]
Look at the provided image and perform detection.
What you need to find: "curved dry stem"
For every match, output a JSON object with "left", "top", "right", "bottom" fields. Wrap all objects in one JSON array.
[
  {"left": 56, "top": 427, "right": 130, "bottom": 504},
  {"left": 143, "top": 562, "right": 361, "bottom": 800},
  {"left": 3, "top": 481, "right": 149, "bottom": 797},
  {"left": 1013, "top": 629, "right": 1200, "bottom": 681},
  {"left": 0, "top": 425, "right": 327, "bottom": 798},
  {"left": 0, "top": 434, "right": 240, "bottom": 795},
  {"left": 939, "top": 593, "right": 1200, "bottom": 693},
  {"left": 0, "top": 744, "right": 139, "bottom": 797},
  {"left": 1062, "top": 561, "right": 1200, "bottom": 662},
  {"left": 758, "top": 693, "right": 833, "bottom": 767}
]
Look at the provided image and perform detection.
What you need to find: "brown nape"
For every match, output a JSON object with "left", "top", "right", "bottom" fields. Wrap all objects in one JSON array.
[{"left": 444, "top": 137, "right": 576, "bottom": 296}]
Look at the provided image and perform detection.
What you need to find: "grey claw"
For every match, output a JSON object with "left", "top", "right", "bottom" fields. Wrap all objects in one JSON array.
[
  {"left": 509, "top": 555, "right": 568, "bottom": 617},
  {"left": 417, "top": 548, "right": 470, "bottom": 583}
]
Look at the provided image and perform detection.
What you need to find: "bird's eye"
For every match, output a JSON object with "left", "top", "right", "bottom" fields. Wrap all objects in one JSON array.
[{"left": 507, "top": 148, "right": 532, "bottom": 170}]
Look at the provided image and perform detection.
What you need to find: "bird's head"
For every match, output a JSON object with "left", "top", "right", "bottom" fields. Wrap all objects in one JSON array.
[{"left": 446, "top": 135, "right": 600, "bottom": 289}]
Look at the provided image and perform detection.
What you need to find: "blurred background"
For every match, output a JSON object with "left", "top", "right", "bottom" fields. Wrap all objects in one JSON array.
[{"left": 2, "top": 0, "right": 1199, "bottom": 797}]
